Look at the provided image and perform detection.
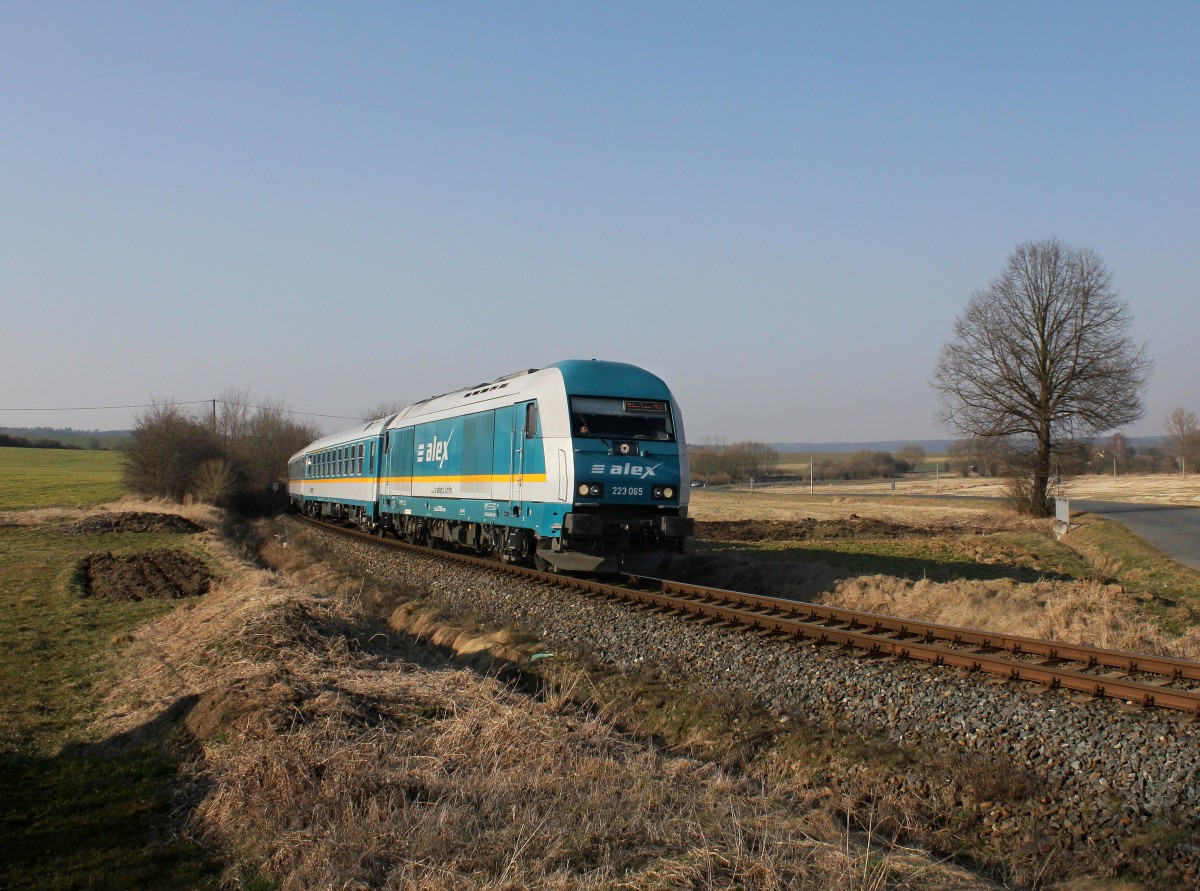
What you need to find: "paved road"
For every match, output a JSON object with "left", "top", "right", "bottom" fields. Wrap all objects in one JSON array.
[{"left": 1070, "top": 500, "right": 1200, "bottom": 572}]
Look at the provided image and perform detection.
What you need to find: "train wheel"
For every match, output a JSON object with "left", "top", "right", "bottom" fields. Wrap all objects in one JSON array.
[{"left": 533, "top": 541, "right": 557, "bottom": 574}]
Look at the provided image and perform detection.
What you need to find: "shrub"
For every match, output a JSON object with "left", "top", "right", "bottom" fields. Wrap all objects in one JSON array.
[{"left": 124, "top": 399, "right": 319, "bottom": 512}]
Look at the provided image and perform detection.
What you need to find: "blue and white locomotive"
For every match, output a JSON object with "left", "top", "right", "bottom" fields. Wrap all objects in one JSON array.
[{"left": 287, "top": 360, "right": 693, "bottom": 573}]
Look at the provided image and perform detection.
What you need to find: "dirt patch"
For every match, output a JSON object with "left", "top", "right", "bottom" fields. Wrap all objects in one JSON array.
[
  {"left": 186, "top": 672, "right": 308, "bottom": 742},
  {"left": 695, "top": 516, "right": 976, "bottom": 542},
  {"left": 65, "top": 512, "right": 205, "bottom": 535},
  {"left": 79, "top": 550, "right": 213, "bottom": 602}
]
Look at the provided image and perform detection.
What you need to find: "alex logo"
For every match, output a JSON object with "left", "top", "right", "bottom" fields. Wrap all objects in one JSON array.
[
  {"left": 591, "top": 462, "right": 662, "bottom": 478},
  {"left": 417, "top": 432, "right": 453, "bottom": 469}
]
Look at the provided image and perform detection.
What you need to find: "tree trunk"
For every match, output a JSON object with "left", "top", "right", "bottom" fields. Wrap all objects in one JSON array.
[{"left": 1031, "top": 421, "right": 1053, "bottom": 517}]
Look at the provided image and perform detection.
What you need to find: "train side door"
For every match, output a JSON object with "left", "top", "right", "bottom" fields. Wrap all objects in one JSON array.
[
  {"left": 491, "top": 406, "right": 513, "bottom": 502},
  {"left": 398, "top": 428, "right": 414, "bottom": 495},
  {"left": 382, "top": 428, "right": 414, "bottom": 498},
  {"left": 514, "top": 400, "right": 538, "bottom": 507}
]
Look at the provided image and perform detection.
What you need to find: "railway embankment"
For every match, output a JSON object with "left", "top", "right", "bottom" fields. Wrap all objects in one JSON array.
[
  {"left": 99, "top": 511, "right": 1000, "bottom": 890},
  {"left": 292, "top": 518, "right": 1200, "bottom": 889}
]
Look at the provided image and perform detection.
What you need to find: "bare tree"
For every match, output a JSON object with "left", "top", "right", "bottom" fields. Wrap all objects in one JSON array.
[
  {"left": 688, "top": 437, "right": 728, "bottom": 485},
  {"left": 225, "top": 399, "right": 321, "bottom": 507},
  {"left": 932, "top": 238, "right": 1150, "bottom": 515},
  {"left": 686, "top": 438, "right": 777, "bottom": 484},
  {"left": 216, "top": 387, "right": 255, "bottom": 440},
  {"left": 726, "top": 441, "right": 779, "bottom": 482},
  {"left": 843, "top": 450, "right": 903, "bottom": 480},
  {"left": 1099, "top": 431, "right": 1133, "bottom": 475},
  {"left": 192, "top": 458, "right": 237, "bottom": 504},
  {"left": 898, "top": 444, "right": 926, "bottom": 471},
  {"left": 1107, "top": 431, "right": 1132, "bottom": 463},
  {"left": 360, "top": 401, "right": 407, "bottom": 422},
  {"left": 124, "top": 400, "right": 221, "bottom": 499},
  {"left": 1163, "top": 407, "right": 1199, "bottom": 476},
  {"left": 948, "top": 435, "right": 1012, "bottom": 477},
  {"left": 125, "top": 396, "right": 319, "bottom": 509}
]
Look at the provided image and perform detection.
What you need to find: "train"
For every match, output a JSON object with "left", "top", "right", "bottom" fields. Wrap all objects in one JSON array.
[{"left": 287, "top": 360, "right": 693, "bottom": 573}]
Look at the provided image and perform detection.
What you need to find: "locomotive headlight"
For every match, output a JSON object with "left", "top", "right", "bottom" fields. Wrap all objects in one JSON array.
[
  {"left": 663, "top": 486, "right": 676, "bottom": 500},
  {"left": 578, "top": 483, "right": 604, "bottom": 498},
  {"left": 652, "top": 485, "right": 676, "bottom": 500}
]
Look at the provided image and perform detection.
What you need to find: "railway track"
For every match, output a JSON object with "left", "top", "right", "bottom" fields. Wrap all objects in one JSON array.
[{"left": 293, "top": 514, "right": 1200, "bottom": 717}]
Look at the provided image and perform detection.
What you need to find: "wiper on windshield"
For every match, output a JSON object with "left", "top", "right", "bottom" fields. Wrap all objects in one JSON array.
[{"left": 573, "top": 413, "right": 614, "bottom": 450}]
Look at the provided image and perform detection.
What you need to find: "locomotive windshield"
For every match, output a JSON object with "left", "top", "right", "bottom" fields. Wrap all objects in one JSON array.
[{"left": 569, "top": 396, "right": 675, "bottom": 441}]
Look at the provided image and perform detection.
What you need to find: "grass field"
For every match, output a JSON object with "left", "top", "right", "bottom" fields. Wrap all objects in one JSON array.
[
  {"left": 0, "top": 451, "right": 221, "bottom": 889},
  {"left": 0, "top": 447, "right": 126, "bottom": 510}
]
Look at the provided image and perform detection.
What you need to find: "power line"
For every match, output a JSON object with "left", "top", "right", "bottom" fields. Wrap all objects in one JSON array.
[
  {"left": 0, "top": 399, "right": 363, "bottom": 422},
  {"left": 213, "top": 401, "right": 360, "bottom": 422},
  {"left": 0, "top": 401, "right": 210, "bottom": 411}
]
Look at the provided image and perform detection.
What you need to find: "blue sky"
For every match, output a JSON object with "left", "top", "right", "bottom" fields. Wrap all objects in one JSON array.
[{"left": 2, "top": 2, "right": 1197, "bottom": 443}]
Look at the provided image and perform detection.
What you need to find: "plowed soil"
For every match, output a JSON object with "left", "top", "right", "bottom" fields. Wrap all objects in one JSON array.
[
  {"left": 65, "top": 512, "right": 205, "bottom": 535},
  {"left": 79, "top": 550, "right": 212, "bottom": 602},
  {"left": 694, "top": 517, "right": 974, "bottom": 542}
]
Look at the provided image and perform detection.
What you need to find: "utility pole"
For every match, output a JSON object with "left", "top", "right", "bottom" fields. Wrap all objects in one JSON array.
[{"left": 212, "top": 399, "right": 217, "bottom": 434}]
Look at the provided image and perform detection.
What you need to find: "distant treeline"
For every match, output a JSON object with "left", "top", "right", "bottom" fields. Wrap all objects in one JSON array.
[
  {"left": 0, "top": 434, "right": 83, "bottom": 450},
  {"left": 0, "top": 427, "right": 128, "bottom": 450},
  {"left": 771, "top": 435, "right": 1166, "bottom": 453},
  {"left": 808, "top": 450, "right": 912, "bottom": 481},
  {"left": 948, "top": 433, "right": 1197, "bottom": 478},
  {"left": 689, "top": 441, "right": 780, "bottom": 484}
]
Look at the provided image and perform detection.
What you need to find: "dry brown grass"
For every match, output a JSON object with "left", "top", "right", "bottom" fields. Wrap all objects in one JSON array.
[
  {"left": 827, "top": 575, "right": 1200, "bottom": 661},
  {"left": 0, "top": 505, "right": 89, "bottom": 526},
  {"left": 0, "top": 495, "right": 221, "bottom": 530},
  {"left": 105, "top": 494, "right": 223, "bottom": 528},
  {"left": 98, "top": 527, "right": 995, "bottom": 890}
]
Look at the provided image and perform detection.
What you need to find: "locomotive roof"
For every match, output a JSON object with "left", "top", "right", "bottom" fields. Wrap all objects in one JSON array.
[
  {"left": 418, "top": 359, "right": 669, "bottom": 403},
  {"left": 398, "top": 360, "right": 671, "bottom": 420},
  {"left": 550, "top": 359, "right": 672, "bottom": 398}
]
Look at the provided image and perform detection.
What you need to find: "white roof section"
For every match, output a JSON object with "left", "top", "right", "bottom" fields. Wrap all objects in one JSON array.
[
  {"left": 386, "top": 367, "right": 549, "bottom": 428},
  {"left": 290, "top": 414, "right": 396, "bottom": 461}
]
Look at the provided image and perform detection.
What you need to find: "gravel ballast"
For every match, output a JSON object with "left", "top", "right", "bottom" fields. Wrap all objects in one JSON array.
[{"left": 291, "top": 520, "right": 1200, "bottom": 887}]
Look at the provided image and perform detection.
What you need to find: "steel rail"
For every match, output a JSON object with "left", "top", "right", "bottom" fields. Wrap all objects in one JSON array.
[
  {"left": 651, "top": 580, "right": 1200, "bottom": 683},
  {"left": 291, "top": 515, "right": 1200, "bottom": 717}
]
